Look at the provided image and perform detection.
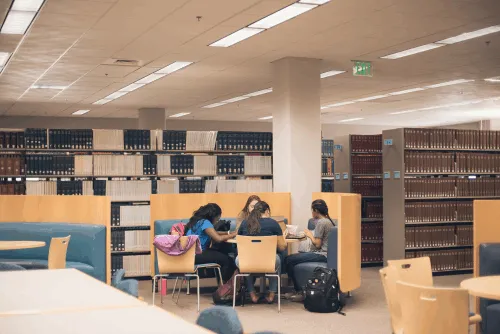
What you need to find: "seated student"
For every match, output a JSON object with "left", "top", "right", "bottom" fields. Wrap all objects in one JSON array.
[
  {"left": 235, "top": 195, "right": 261, "bottom": 230},
  {"left": 285, "top": 199, "right": 336, "bottom": 301},
  {"left": 236, "top": 201, "right": 287, "bottom": 304},
  {"left": 185, "top": 203, "right": 237, "bottom": 282}
]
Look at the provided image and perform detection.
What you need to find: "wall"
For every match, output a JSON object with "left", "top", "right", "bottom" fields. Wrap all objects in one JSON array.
[{"left": 434, "top": 121, "right": 486, "bottom": 130}]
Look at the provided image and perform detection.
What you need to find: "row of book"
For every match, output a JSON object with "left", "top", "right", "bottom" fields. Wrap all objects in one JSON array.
[
  {"left": 352, "top": 155, "right": 382, "bottom": 175},
  {"left": 363, "top": 201, "right": 383, "bottom": 219},
  {"left": 404, "top": 128, "right": 500, "bottom": 150},
  {"left": 405, "top": 201, "right": 473, "bottom": 223},
  {"left": 25, "top": 180, "right": 94, "bottom": 195},
  {"left": 93, "top": 155, "right": 145, "bottom": 176},
  {"left": 405, "top": 152, "right": 500, "bottom": 174},
  {"left": 112, "top": 230, "right": 150, "bottom": 251},
  {"left": 105, "top": 180, "right": 152, "bottom": 202},
  {"left": 25, "top": 128, "right": 48, "bottom": 149},
  {"left": 321, "top": 179, "right": 334, "bottom": 192},
  {"left": 111, "top": 255, "right": 151, "bottom": 278},
  {"left": 352, "top": 178, "right": 382, "bottom": 197},
  {"left": 49, "top": 129, "right": 93, "bottom": 150},
  {"left": 123, "top": 130, "right": 153, "bottom": 150},
  {"left": 456, "top": 153, "right": 500, "bottom": 173},
  {"left": 405, "top": 225, "right": 472, "bottom": 248},
  {"left": 216, "top": 131, "right": 272, "bottom": 151},
  {"left": 405, "top": 249, "right": 472, "bottom": 272},
  {"left": 0, "top": 155, "right": 24, "bottom": 175},
  {"left": 111, "top": 204, "right": 150, "bottom": 227},
  {"left": 351, "top": 134, "right": 382, "bottom": 153},
  {"left": 205, "top": 178, "right": 273, "bottom": 193},
  {"left": 26, "top": 155, "right": 75, "bottom": 176},
  {"left": 361, "top": 243, "right": 383, "bottom": 263},
  {"left": 321, "top": 158, "right": 334, "bottom": 176},
  {"left": 0, "top": 181, "right": 25, "bottom": 195},
  {"left": 362, "top": 223, "right": 383, "bottom": 241},
  {"left": 404, "top": 177, "right": 500, "bottom": 198},
  {"left": 322, "top": 139, "right": 334, "bottom": 157},
  {"left": 0, "top": 131, "right": 24, "bottom": 149}
]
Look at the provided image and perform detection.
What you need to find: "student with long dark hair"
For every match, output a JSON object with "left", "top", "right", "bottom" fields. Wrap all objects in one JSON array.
[
  {"left": 285, "top": 199, "right": 336, "bottom": 301},
  {"left": 235, "top": 195, "right": 261, "bottom": 230},
  {"left": 185, "top": 203, "right": 237, "bottom": 282},
  {"left": 236, "top": 201, "right": 286, "bottom": 303}
]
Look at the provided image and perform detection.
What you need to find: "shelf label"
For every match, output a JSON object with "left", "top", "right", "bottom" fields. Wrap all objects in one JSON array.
[
  {"left": 334, "top": 144, "right": 343, "bottom": 151},
  {"left": 335, "top": 173, "right": 341, "bottom": 180},
  {"left": 384, "top": 139, "right": 393, "bottom": 146},
  {"left": 384, "top": 171, "right": 391, "bottom": 179},
  {"left": 394, "top": 171, "right": 401, "bottom": 179},
  {"left": 343, "top": 172, "right": 349, "bottom": 180}
]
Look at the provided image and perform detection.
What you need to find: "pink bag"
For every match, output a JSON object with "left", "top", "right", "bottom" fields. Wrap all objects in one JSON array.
[{"left": 170, "top": 222, "right": 185, "bottom": 236}]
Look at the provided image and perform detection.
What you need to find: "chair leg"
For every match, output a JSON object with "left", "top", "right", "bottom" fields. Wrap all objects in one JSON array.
[
  {"left": 196, "top": 275, "right": 200, "bottom": 312},
  {"left": 160, "top": 278, "right": 163, "bottom": 304},
  {"left": 216, "top": 267, "right": 223, "bottom": 286},
  {"left": 277, "top": 275, "right": 281, "bottom": 313},
  {"left": 232, "top": 274, "right": 239, "bottom": 309},
  {"left": 187, "top": 280, "right": 191, "bottom": 295},
  {"left": 171, "top": 277, "right": 179, "bottom": 300},
  {"left": 176, "top": 279, "right": 184, "bottom": 304},
  {"left": 152, "top": 276, "right": 157, "bottom": 306}
]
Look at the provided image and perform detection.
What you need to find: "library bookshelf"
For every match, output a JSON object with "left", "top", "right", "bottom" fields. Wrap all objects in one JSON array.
[
  {"left": 334, "top": 135, "right": 383, "bottom": 267},
  {"left": 0, "top": 128, "right": 273, "bottom": 280},
  {"left": 381, "top": 128, "right": 499, "bottom": 275},
  {"left": 321, "top": 139, "right": 335, "bottom": 192}
]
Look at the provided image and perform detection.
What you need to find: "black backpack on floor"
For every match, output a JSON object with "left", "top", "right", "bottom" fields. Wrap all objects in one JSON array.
[{"left": 304, "top": 267, "right": 345, "bottom": 315}]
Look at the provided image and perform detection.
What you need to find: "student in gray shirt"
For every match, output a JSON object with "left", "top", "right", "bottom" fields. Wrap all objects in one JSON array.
[{"left": 285, "top": 199, "right": 336, "bottom": 301}]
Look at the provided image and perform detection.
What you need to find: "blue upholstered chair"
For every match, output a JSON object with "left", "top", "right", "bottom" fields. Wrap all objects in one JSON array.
[
  {"left": 479, "top": 243, "right": 500, "bottom": 334},
  {"left": 196, "top": 306, "right": 244, "bottom": 334},
  {"left": 112, "top": 269, "right": 139, "bottom": 298},
  {"left": 0, "top": 263, "right": 26, "bottom": 271}
]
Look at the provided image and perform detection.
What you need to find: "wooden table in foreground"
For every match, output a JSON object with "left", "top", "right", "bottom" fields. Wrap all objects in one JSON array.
[
  {"left": 461, "top": 276, "right": 500, "bottom": 300},
  {"left": 0, "top": 241, "right": 46, "bottom": 250},
  {"left": 226, "top": 237, "right": 304, "bottom": 244},
  {"left": 0, "top": 268, "right": 145, "bottom": 316},
  {"left": 0, "top": 306, "right": 212, "bottom": 334}
]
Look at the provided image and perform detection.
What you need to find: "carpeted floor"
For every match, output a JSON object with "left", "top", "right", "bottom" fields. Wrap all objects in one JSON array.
[{"left": 139, "top": 267, "right": 471, "bottom": 334}]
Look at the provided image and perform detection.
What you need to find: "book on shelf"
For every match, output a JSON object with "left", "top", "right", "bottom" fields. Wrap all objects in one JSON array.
[
  {"left": 214, "top": 178, "right": 273, "bottom": 193},
  {"left": 26, "top": 181, "right": 57, "bottom": 195},
  {"left": 321, "top": 139, "right": 334, "bottom": 157},
  {"left": 180, "top": 178, "right": 205, "bottom": 193},
  {"left": 405, "top": 152, "right": 454, "bottom": 173},
  {"left": 105, "top": 180, "right": 152, "bottom": 202},
  {"left": 143, "top": 155, "right": 157, "bottom": 175},
  {"left": 321, "top": 179, "right": 334, "bottom": 192},
  {"left": 405, "top": 225, "right": 472, "bottom": 248},
  {"left": 217, "top": 155, "right": 244, "bottom": 175},
  {"left": 0, "top": 130, "right": 24, "bottom": 149},
  {"left": 363, "top": 201, "right": 383, "bottom": 219},
  {"left": 362, "top": 222, "right": 383, "bottom": 241},
  {"left": 351, "top": 134, "right": 382, "bottom": 153},
  {"left": 403, "top": 128, "right": 500, "bottom": 150},
  {"left": 216, "top": 132, "right": 272, "bottom": 151},
  {"left": 93, "top": 155, "right": 144, "bottom": 176},
  {"left": 194, "top": 155, "right": 217, "bottom": 175},
  {"left": 361, "top": 243, "right": 383, "bottom": 263},
  {"left": 123, "top": 130, "right": 153, "bottom": 150},
  {"left": 170, "top": 155, "right": 194, "bottom": 175},
  {"left": 93, "top": 130, "right": 124, "bottom": 150},
  {"left": 0, "top": 180, "right": 25, "bottom": 195},
  {"left": 157, "top": 155, "right": 171, "bottom": 175},
  {"left": 156, "top": 179, "right": 180, "bottom": 194},
  {"left": 162, "top": 130, "right": 186, "bottom": 151},
  {"left": 112, "top": 230, "right": 125, "bottom": 251},
  {"left": 112, "top": 204, "right": 150, "bottom": 227},
  {"left": 123, "top": 255, "right": 151, "bottom": 277},
  {"left": 244, "top": 156, "right": 272, "bottom": 175},
  {"left": 352, "top": 177, "right": 382, "bottom": 197},
  {"left": 186, "top": 131, "right": 217, "bottom": 151},
  {"left": 25, "top": 128, "right": 47, "bottom": 149},
  {"left": 404, "top": 177, "right": 500, "bottom": 198},
  {"left": 49, "top": 129, "right": 93, "bottom": 150},
  {"left": 405, "top": 201, "right": 473, "bottom": 223},
  {"left": 322, "top": 158, "right": 334, "bottom": 176},
  {"left": 0, "top": 154, "right": 24, "bottom": 175},
  {"left": 406, "top": 248, "right": 472, "bottom": 272},
  {"left": 74, "top": 155, "right": 93, "bottom": 175},
  {"left": 352, "top": 155, "right": 382, "bottom": 174}
]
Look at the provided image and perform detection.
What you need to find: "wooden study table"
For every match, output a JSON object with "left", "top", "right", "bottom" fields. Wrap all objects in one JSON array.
[
  {"left": 0, "top": 241, "right": 45, "bottom": 250},
  {"left": 461, "top": 276, "right": 500, "bottom": 300},
  {"left": 0, "top": 268, "right": 145, "bottom": 316},
  {"left": 0, "top": 306, "right": 212, "bottom": 334}
]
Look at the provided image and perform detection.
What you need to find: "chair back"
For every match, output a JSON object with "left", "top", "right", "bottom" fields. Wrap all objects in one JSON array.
[
  {"left": 387, "top": 256, "right": 433, "bottom": 286},
  {"left": 380, "top": 266, "right": 403, "bottom": 333},
  {"left": 156, "top": 236, "right": 196, "bottom": 274},
  {"left": 48, "top": 235, "right": 71, "bottom": 269},
  {"left": 396, "top": 281, "right": 469, "bottom": 334},
  {"left": 236, "top": 236, "right": 277, "bottom": 274}
]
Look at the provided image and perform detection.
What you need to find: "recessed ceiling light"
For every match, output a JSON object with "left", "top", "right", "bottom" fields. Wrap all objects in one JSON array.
[
  {"left": 105, "top": 91, "right": 128, "bottom": 100},
  {"left": 426, "top": 79, "right": 474, "bottom": 88},
  {"left": 0, "top": 52, "right": 11, "bottom": 67},
  {"left": 320, "top": 70, "right": 346, "bottom": 79},
  {"left": 356, "top": 94, "right": 390, "bottom": 102},
  {"left": 381, "top": 43, "right": 444, "bottom": 59},
  {"left": 203, "top": 102, "right": 228, "bottom": 109},
  {"left": 389, "top": 87, "right": 426, "bottom": 95},
  {"left": 321, "top": 101, "right": 356, "bottom": 110},
  {"left": 210, "top": 27, "right": 264, "bottom": 47},
  {"left": 155, "top": 61, "right": 193, "bottom": 74},
  {"left": 72, "top": 109, "right": 89, "bottom": 115},
  {"left": 259, "top": 116, "right": 273, "bottom": 120},
  {"left": 93, "top": 98, "right": 112, "bottom": 105},
  {"left": 485, "top": 76, "right": 500, "bottom": 83},
  {"left": 12, "top": 0, "right": 44, "bottom": 11},
  {"left": 249, "top": 3, "right": 316, "bottom": 30},
  {"left": 299, "top": 0, "right": 330, "bottom": 4},
  {"left": 339, "top": 118, "right": 364, "bottom": 123},
  {"left": 119, "top": 83, "right": 145, "bottom": 92},
  {"left": 135, "top": 73, "right": 166, "bottom": 85},
  {"left": 244, "top": 88, "right": 273, "bottom": 97},
  {"left": 390, "top": 109, "right": 418, "bottom": 115},
  {"left": 1, "top": 10, "right": 36, "bottom": 34},
  {"left": 169, "top": 112, "right": 190, "bottom": 118},
  {"left": 221, "top": 96, "right": 249, "bottom": 103},
  {"left": 437, "top": 25, "right": 500, "bottom": 45},
  {"left": 31, "top": 84, "right": 67, "bottom": 90}
]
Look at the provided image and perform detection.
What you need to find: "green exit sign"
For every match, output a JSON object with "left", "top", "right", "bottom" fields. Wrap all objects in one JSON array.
[{"left": 352, "top": 61, "right": 373, "bottom": 77}]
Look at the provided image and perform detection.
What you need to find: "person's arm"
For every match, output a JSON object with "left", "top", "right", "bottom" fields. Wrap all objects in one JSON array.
[
  {"left": 206, "top": 228, "right": 236, "bottom": 243},
  {"left": 304, "top": 228, "right": 322, "bottom": 249}
]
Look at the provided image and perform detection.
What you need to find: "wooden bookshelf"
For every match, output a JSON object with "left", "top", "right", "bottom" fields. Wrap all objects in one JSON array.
[{"left": 334, "top": 135, "right": 384, "bottom": 266}]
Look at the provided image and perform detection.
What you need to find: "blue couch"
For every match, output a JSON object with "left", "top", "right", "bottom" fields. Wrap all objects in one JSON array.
[
  {"left": 479, "top": 243, "right": 500, "bottom": 334},
  {"left": 0, "top": 222, "right": 106, "bottom": 282}
]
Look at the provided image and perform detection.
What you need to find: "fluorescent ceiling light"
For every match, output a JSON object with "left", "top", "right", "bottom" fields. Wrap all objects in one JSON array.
[
  {"left": 0, "top": 52, "right": 11, "bottom": 67},
  {"left": 210, "top": 27, "right": 264, "bottom": 47},
  {"left": 1, "top": 11, "right": 36, "bottom": 34},
  {"left": 321, "top": 101, "right": 356, "bottom": 110},
  {"left": 203, "top": 102, "right": 228, "bottom": 109},
  {"left": 426, "top": 79, "right": 474, "bottom": 88},
  {"left": 105, "top": 91, "right": 128, "bottom": 100},
  {"left": 135, "top": 73, "right": 166, "bottom": 85},
  {"left": 356, "top": 94, "right": 389, "bottom": 102},
  {"left": 320, "top": 70, "right": 346, "bottom": 79},
  {"left": 244, "top": 88, "right": 273, "bottom": 97},
  {"left": 169, "top": 112, "right": 190, "bottom": 118},
  {"left": 390, "top": 96, "right": 500, "bottom": 115},
  {"left": 437, "top": 26, "right": 500, "bottom": 45},
  {"left": 485, "top": 76, "right": 500, "bottom": 83},
  {"left": 390, "top": 109, "right": 418, "bottom": 115},
  {"left": 119, "top": 83, "right": 145, "bottom": 92},
  {"left": 389, "top": 87, "right": 426, "bottom": 95},
  {"left": 12, "top": 0, "right": 44, "bottom": 11},
  {"left": 93, "top": 98, "right": 112, "bottom": 105},
  {"left": 221, "top": 96, "right": 249, "bottom": 103},
  {"left": 299, "top": 0, "right": 330, "bottom": 4},
  {"left": 381, "top": 43, "right": 444, "bottom": 59},
  {"left": 249, "top": 3, "right": 316, "bottom": 30},
  {"left": 31, "top": 84, "right": 67, "bottom": 90},
  {"left": 259, "top": 116, "right": 273, "bottom": 120},
  {"left": 339, "top": 118, "right": 364, "bottom": 123},
  {"left": 155, "top": 61, "right": 193, "bottom": 74},
  {"left": 72, "top": 109, "right": 89, "bottom": 115}
]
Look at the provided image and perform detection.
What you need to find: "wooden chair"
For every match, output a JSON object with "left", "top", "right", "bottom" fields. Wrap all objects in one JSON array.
[
  {"left": 152, "top": 236, "right": 222, "bottom": 312},
  {"left": 48, "top": 236, "right": 71, "bottom": 270},
  {"left": 234, "top": 235, "right": 281, "bottom": 312},
  {"left": 380, "top": 266, "right": 403, "bottom": 334},
  {"left": 396, "top": 281, "right": 469, "bottom": 334}
]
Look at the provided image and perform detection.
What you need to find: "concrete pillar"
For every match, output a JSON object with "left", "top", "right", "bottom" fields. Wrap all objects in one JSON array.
[
  {"left": 138, "top": 108, "right": 166, "bottom": 129},
  {"left": 272, "top": 57, "right": 322, "bottom": 228}
]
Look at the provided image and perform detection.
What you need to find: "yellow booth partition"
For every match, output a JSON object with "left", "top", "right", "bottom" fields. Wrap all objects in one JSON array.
[
  {"left": 313, "top": 192, "right": 361, "bottom": 292},
  {"left": 0, "top": 195, "right": 112, "bottom": 283},
  {"left": 149, "top": 192, "right": 291, "bottom": 276}
]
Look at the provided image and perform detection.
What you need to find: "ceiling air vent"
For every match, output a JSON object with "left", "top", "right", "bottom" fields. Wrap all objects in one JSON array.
[{"left": 103, "top": 58, "right": 143, "bottom": 67}]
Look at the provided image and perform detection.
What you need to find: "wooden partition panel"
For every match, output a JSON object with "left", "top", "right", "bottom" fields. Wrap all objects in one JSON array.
[
  {"left": 313, "top": 192, "right": 361, "bottom": 292},
  {"left": 0, "top": 195, "right": 111, "bottom": 284},
  {"left": 149, "top": 192, "right": 291, "bottom": 275}
]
